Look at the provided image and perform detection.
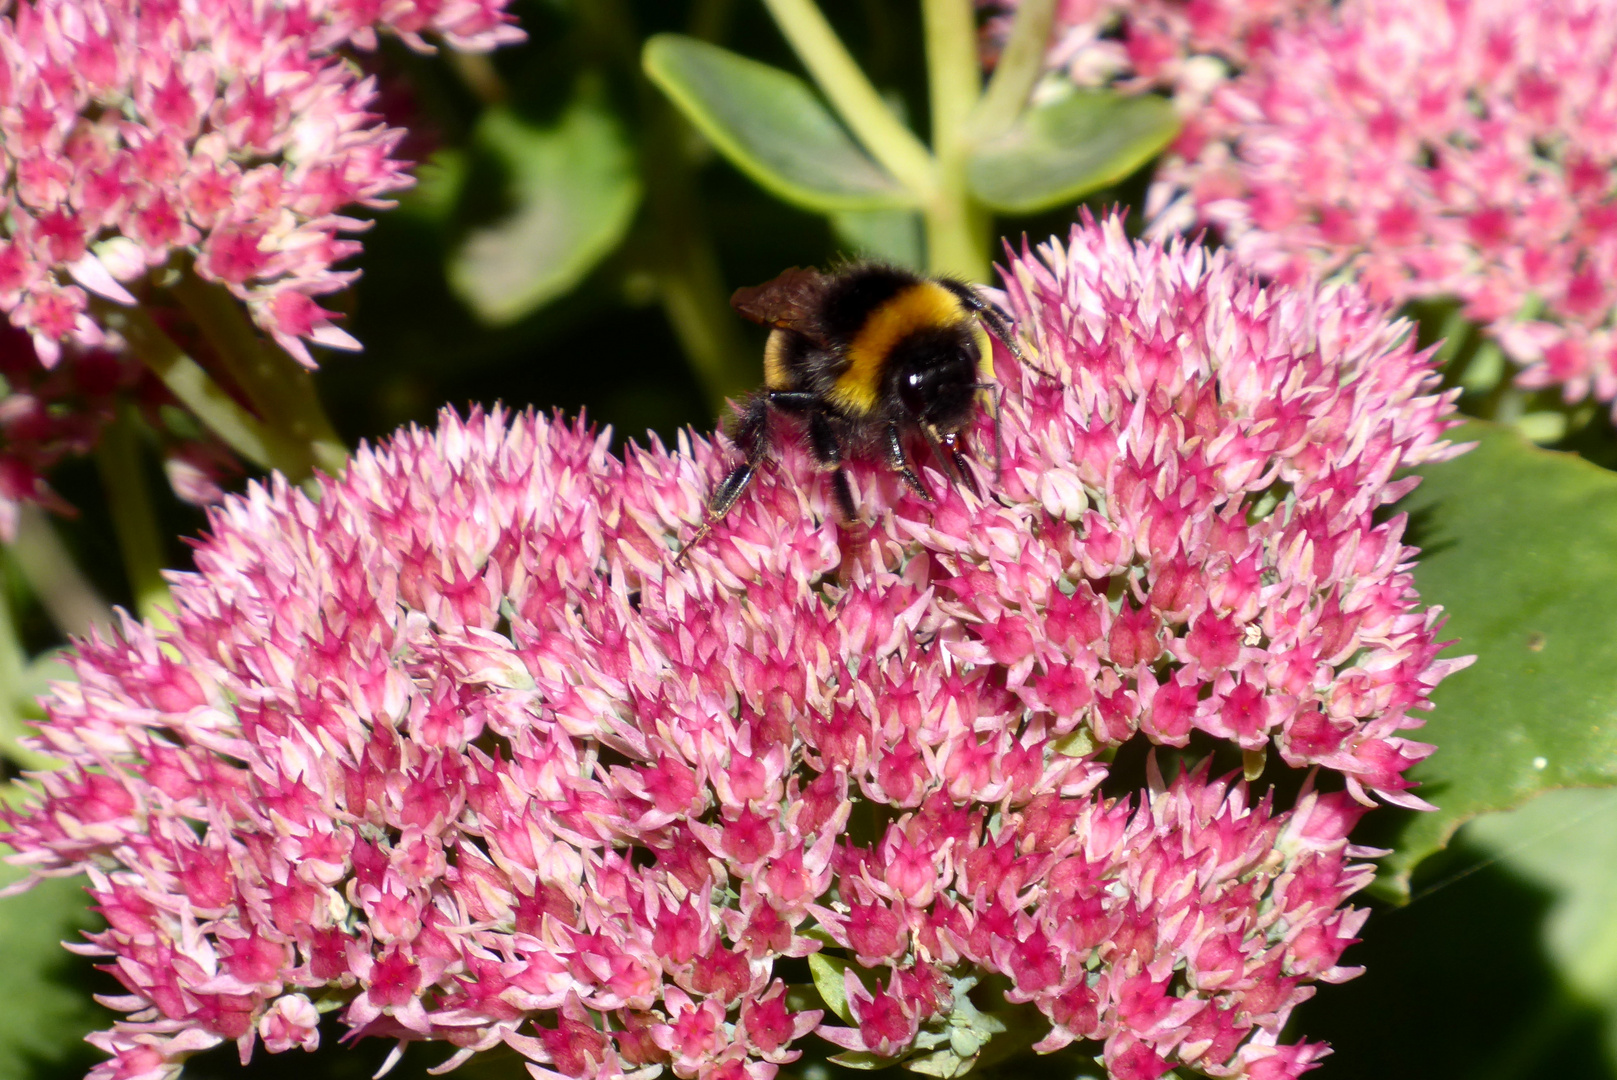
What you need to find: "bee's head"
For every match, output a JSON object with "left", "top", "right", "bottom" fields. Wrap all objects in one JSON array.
[{"left": 891, "top": 327, "right": 980, "bottom": 431}]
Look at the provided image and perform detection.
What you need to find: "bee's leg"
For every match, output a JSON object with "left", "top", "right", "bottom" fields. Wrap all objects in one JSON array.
[
  {"left": 977, "top": 304, "right": 1024, "bottom": 361},
  {"left": 766, "top": 390, "right": 819, "bottom": 413},
  {"left": 919, "top": 425, "right": 962, "bottom": 489},
  {"left": 676, "top": 395, "right": 772, "bottom": 564},
  {"left": 804, "top": 409, "right": 860, "bottom": 522},
  {"left": 828, "top": 469, "right": 858, "bottom": 523},
  {"left": 886, "top": 423, "right": 933, "bottom": 501},
  {"left": 715, "top": 395, "right": 773, "bottom": 514},
  {"left": 939, "top": 430, "right": 980, "bottom": 498}
]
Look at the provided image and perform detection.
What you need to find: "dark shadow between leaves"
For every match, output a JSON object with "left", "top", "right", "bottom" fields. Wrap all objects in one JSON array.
[{"left": 1292, "top": 835, "right": 1615, "bottom": 1080}]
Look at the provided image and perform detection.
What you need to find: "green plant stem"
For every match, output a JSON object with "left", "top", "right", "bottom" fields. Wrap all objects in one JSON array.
[
  {"left": 91, "top": 299, "right": 311, "bottom": 479},
  {"left": 7, "top": 506, "right": 113, "bottom": 638},
  {"left": 970, "top": 0, "right": 1055, "bottom": 139},
  {"left": 167, "top": 271, "right": 349, "bottom": 478},
  {"left": 921, "top": 0, "right": 990, "bottom": 280},
  {"left": 924, "top": 0, "right": 981, "bottom": 157},
  {"left": 94, "top": 406, "right": 173, "bottom": 626},
  {"left": 759, "top": 0, "right": 938, "bottom": 200}
]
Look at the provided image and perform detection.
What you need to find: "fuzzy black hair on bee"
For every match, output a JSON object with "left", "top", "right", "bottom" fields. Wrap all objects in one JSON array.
[{"left": 676, "top": 262, "right": 1021, "bottom": 563}]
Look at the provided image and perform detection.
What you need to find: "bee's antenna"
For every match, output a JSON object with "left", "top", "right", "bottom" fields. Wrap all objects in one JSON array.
[{"left": 977, "top": 306, "right": 1023, "bottom": 363}]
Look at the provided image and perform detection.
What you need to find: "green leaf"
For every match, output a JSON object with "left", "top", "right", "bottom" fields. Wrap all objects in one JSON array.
[
  {"left": 808, "top": 952, "right": 855, "bottom": 1023},
  {"left": 0, "top": 862, "right": 106, "bottom": 1077},
  {"left": 1375, "top": 421, "right": 1617, "bottom": 899},
  {"left": 906, "top": 1047, "right": 971, "bottom": 1077},
  {"left": 965, "top": 89, "right": 1180, "bottom": 214},
  {"left": 828, "top": 1050, "right": 892, "bottom": 1070},
  {"left": 643, "top": 34, "right": 912, "bottom": 212},
  {"left": 447, "top": 96, "right": 641, "bottom": 326},
  {"left": 829, "top": 209, "right": 925, "bottom": 271},
  {"left": 1468, "top": 789, "right": 1617, "bottom": 1008}
]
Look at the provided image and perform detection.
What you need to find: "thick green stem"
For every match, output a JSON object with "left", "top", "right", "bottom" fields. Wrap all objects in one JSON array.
[
  {"left": 923, "top": 185, "right": 990, "bottom": 281},
  {"left": 7, "top": 505, "right": 113, "bottom": 638},
  {"left": 94, "top": 406, "right": 173, "bottom": 626},
  {"left": 759, "top": 0, "right": 938, "bottom": 199},
  {"left": 970, "top": 0, "right": 1055, "bottom": 140},
  {"left": 921, "top": 0, "right": 991, "bottom": 281},
  {"left": 92, "top": 299, "right": 313, "bottom": 479},
  {"left": 924, "top": 0, "right": 981, "bottom": 158},
  {"left": 167, "top": 271, "right": 350, "bottom": 478}
]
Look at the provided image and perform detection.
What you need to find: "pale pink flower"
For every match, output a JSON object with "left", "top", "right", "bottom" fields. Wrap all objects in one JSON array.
[
  {"left": 1150, "top": 0, "right": 1617, "bottom": 413},
  {"left": 4, "top": 217, "right": 1466, "bottom": 1080},
  {"left": 980, "top": 0, "right": 1323, "bottom": 106},
  {"left": 0, "top": 0, "right": 518, "bottom": 368}
]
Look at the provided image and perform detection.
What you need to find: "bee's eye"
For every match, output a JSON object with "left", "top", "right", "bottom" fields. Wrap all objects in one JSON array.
[{"left": 899, "top": 369, "right": 932, "bottom": 417}]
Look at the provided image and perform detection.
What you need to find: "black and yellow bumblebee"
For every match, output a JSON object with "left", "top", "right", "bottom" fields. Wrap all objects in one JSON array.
[{"left": 678, "top": 261, "right": 1021, "bottom": 560}]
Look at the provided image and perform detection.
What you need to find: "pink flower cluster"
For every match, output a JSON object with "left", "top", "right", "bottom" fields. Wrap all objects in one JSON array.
[
  {"left": 980, "top": 0, "right": 1322, "bottom": 104},
  {"left": 0, "top": 320, "right": 235, "bottom": 538},
  {"left": 0, "top": 0, "right": 518, "bottom": 369},
  {"left": 4, "top": 218, "right": 1466, "bottom": 1080},
  {"left": 1150, "top": 0, "right": 1617, "bottom": 413}
]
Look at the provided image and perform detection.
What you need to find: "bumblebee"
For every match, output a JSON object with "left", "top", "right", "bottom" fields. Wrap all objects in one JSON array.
[{"left": 678, "top": 262, "right": 1020, "bottom": 561}]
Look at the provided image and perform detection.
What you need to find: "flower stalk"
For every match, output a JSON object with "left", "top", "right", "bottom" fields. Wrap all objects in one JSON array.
[
  {"left": 167, "top": 271, "right": 349, "bottom": 478},
  {"left": 90, "top": 300, "right": 310, "bottom": 480},
  {"left": 761, "top": 0, "right": 1046, "bottom": 281},
  {"left": 970, "top": 0, "right": 1056, "bottom": 140},
  {"left": 93, "top": 406, "right": 173, "bottom": 626},
  {"left": 922, "top": 0, "right": 990, "bottom": 281}
]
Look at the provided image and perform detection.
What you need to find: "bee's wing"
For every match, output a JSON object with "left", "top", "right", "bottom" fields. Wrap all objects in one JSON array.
[{"left": 730, "top": 267, "right": 829, "bottom": 338}]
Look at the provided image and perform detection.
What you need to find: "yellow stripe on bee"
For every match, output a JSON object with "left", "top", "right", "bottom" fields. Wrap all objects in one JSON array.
[
  {"left": 763, "top": 329, "right": 791, "bottom": 390},
  {"left": 830, "top": 281, "right": 969, "bottom": 415}
]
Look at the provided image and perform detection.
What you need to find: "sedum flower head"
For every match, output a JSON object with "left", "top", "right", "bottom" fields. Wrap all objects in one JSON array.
[
  {"left": 0, "top": 0, "right": 518, "bottom": 368},
  {"left": 5, "top": 216, "right": 1466, "bottom": 1080},
  {"left": 980, "top": 0, "right": 1323, "bottom": 107},
  {"left": 1150, "top": 0, "right": 1617, "bottom": 412}
]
